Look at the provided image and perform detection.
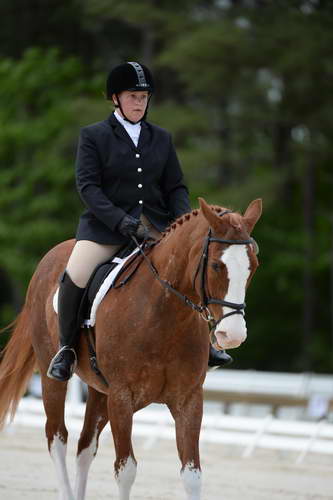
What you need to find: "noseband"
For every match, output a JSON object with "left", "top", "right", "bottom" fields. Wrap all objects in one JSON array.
[{"left": 132, "top": 210, "right": 253, "bottom": 329}]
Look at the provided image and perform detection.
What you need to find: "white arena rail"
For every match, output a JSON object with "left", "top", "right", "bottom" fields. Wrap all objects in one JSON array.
[
  {"left": 6, "top": 370, "right": 333, "bottom": 464},
  {"left": 203, "top": 369, "right": 333, "bottom": 419}
]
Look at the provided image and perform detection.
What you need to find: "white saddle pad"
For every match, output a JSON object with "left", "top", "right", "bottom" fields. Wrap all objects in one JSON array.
[{"left": 53, "top": 248, "right": 140, "bottom": 327}]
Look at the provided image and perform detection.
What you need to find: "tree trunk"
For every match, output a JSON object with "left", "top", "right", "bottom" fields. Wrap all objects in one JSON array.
[
  {"left": 273, "top": 122, "right": 294, "bottom": 204},
  {"left": 301, "top": 156, "right": 316, "bottom": 370},
  {"left": 141, "top": 24, "right": 154, "bottom": 67},
  {"left": 330, "top": 215, "right": 333, "bottom": 358}
]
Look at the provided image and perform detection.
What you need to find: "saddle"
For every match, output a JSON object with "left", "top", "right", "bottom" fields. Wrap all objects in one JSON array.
[
  {"left": 79, "top": 240, "right": 146, "bottom": 325},
  {"left": 76, "top": 239, "right": 156, "bottom": 385}
]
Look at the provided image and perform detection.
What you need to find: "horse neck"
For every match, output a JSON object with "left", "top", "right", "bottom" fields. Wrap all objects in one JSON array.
[{"left": 153, "top": 214, "right": 207, "bottom": 295}]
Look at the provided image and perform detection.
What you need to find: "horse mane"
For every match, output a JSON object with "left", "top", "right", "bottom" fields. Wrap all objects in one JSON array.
[{"left": 158, "top": 204, "right": 237, "bottom": 241}]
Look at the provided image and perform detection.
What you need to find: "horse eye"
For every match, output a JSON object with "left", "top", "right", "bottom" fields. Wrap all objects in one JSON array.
[{"left": 211, "top": 262, "right": 220, "bottom": 272}]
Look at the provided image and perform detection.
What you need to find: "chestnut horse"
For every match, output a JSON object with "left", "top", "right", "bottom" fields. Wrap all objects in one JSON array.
[{"left": 0, "top": 197, "right": 261, "bottom": 500}]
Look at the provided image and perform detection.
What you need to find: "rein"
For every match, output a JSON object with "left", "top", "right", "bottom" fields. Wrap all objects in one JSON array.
[
  {"left": 131, "top": 236, "right": 206, "bottom": 317},
  {"left": 131, "top": 210, "right": 253, "bottom": 329}
]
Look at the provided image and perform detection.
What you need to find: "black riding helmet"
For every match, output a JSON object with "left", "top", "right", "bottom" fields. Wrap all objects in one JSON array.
[{"left": 106, "top": 61, "right": 154, "bottom": 124}]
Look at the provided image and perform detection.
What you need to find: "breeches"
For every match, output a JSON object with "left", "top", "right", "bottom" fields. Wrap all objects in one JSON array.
[{"left": 66, "top": 214, "right": 161, "bottom": 288}]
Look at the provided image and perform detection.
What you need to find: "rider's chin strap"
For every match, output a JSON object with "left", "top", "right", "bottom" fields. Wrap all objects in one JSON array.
[{"left": 115, "top": 94, "right": 152, "bottom": 125}]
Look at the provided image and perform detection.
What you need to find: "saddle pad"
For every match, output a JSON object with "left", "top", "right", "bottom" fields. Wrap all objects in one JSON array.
[{"left": 53, "top": 248, "right": 140, "bottom": 327}]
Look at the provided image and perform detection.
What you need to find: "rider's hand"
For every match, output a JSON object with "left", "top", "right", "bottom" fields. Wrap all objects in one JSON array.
[
  {"left": 117, "top": 215, "right": 141, "bottom": 237},
  {"left": 136, "top": 222, "right": 149, "bottom": 241}
]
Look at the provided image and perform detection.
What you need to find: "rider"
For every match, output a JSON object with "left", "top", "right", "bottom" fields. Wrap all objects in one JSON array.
[{"left": 47, "top": 61, "right": 232, "bottom": 382}]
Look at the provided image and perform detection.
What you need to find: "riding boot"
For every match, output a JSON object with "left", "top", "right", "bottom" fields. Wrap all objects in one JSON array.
[
  {"left": 47, "top": 271, "right": 85, "bottom": 381},
  {"left": 208, "top": 345, "right": 233, "bottom": 368}
]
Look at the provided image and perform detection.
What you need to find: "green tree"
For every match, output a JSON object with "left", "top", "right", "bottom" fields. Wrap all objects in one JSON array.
[
  {"left": 158, "top": 0, "right": 333, "bottom": 371},
  {"left": 1, "top": 0, "right": 333, "bottom": 372},
  {"left": 0, "top": 48, "right": 105, "bottom": 291}
]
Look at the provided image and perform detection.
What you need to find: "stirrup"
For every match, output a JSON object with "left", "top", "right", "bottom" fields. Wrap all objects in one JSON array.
[
  {"left": 208, "top": 346, "right": 233, "bottom": 369},
  {"left": 47, "top": 345, "right": 77, "bottom": 381}
]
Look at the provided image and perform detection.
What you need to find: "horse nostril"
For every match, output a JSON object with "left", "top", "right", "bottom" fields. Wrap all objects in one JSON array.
[
  {"left": 214, "top": 328, "right": 247, "bottom": 350},
  {"left": 215, "top": 330, "right": 228, "bottom": 340}
]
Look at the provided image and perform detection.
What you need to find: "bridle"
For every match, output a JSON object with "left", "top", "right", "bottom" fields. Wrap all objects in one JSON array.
[
  {"left": 192, "top": 210, "right": 253, "bottom": 328},
  {"left": 132, "top": 210, "right": 254, "bottom": 329}
]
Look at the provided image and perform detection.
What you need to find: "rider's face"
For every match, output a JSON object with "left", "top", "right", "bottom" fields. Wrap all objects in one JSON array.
[{"left": 113, "top": 91, "right": 149, "bottom": 122}]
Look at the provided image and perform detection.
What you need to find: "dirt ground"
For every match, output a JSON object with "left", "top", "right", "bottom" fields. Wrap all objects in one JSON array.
[{"left": 0, "top": 424, "right": 332, "bottom": 500}]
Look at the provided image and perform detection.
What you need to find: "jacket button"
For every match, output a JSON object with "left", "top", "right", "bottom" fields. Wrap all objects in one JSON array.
[
  {"left": 138, "top": 184, "right": 143, "bottom": 188},
  {"left": 135, "top": 153, "right": 140, "bottom": 158},
  {"left": 137, "top": 167, "right": 142, "bottom": 172},
  {"left": 139, "top": 200, "right": 143, "bottom": 204}
]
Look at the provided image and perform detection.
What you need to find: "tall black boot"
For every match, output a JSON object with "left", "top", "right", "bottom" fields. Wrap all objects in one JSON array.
[
  {"left": 47, "top": 271, "right": 85, "bottom": 381},
  {"left": 208, "top": 345, "right": 233, "bottom": 368}
]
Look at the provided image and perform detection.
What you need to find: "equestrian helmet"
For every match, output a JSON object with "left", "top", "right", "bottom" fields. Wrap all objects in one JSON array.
[{"left": 106, "top": 61, "right": 154, "bottom": 99}]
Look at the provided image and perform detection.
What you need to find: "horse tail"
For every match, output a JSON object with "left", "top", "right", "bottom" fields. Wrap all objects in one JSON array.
[{"left": 0, "top": 306, "right": 36, "bottom": 429}]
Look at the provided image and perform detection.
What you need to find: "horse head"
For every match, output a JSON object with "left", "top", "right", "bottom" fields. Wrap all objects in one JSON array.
[{"left": 197, "top": 197, "right": 262, "bottom": 351}]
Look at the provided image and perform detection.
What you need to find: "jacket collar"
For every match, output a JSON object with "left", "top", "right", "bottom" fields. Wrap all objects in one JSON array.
[{"left": 107, "top": 113, "right": 150, "bottom": 150}]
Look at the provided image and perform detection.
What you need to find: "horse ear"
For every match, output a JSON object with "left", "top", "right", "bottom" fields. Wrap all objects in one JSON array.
[
  {"left": 243, "top": 199, "right": 262, "bottom": 233},
  {"left": 198, "top": 197, "right": 224, "bottom": 231}
]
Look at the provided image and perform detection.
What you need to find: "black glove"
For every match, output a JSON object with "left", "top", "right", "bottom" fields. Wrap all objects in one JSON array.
[
  {"left": 117, "top": 215, "right": 141, "bottom": 237},
  {"left": 136, "top": 222, "right": 150, "bottom": 241}
]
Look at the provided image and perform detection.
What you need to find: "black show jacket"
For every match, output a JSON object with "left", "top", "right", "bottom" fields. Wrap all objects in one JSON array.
[{"left": 75, "top": 114, "right": 191, "bottom": 245}]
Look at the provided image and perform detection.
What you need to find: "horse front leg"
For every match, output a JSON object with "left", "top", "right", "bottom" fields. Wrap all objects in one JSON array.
[
  {"left": 169, "top": 388, "right": 203, "bottom": 500},
  {"left": 108, "top": 386, "right": 137, "bottom": 500},
  {"left": 74, "top": 386, "right": 108, "bottom": 500},
  {"left": 41, "top": 374, "right": 75, "bottom": 500}
]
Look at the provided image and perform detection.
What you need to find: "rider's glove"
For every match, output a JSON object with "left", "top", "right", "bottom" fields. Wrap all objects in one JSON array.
[
  {"left": 117, "top": 215, "right": 141, "bottom": 237},
  {"left": 136, "top": 222, "right": 150, "bottom": 241}
]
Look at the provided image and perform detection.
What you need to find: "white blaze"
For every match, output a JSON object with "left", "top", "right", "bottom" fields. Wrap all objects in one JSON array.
[{"left": 215, "top": 245, "right": 250, "bottom": 349}]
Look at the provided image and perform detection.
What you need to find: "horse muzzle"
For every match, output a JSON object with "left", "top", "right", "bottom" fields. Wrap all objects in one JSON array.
[{"left": 214, "top": 317, "right": 247, "bottom": 349}]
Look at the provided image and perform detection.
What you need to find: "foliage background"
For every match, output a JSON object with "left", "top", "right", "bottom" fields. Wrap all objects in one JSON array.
[{"left": 0, "top": 0, "right": 332, "bottom": 373}]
